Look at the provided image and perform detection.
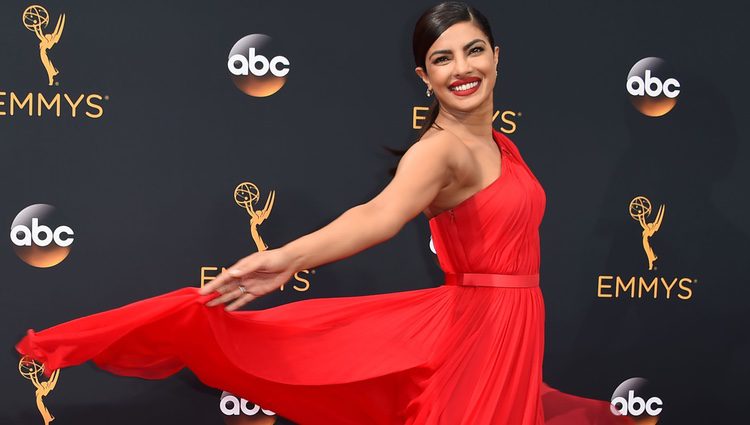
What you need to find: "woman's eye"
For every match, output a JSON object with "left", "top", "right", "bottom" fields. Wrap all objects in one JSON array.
[{"left": 432, "top": 46, "right": 482, "bottom": 64}]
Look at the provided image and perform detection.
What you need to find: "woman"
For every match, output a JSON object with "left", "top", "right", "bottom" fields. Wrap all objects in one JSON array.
[{"left": 17, "top": 2, "right": 632, "bottom": 424}]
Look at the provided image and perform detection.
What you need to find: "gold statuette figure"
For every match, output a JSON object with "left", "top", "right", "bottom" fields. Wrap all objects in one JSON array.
[
  {"left": 22, "top": 5, "right": 66, "bottom": 86},
  {"left": 19, "top": 356, "right": 60, "bottom": 425},
  {"left": 629, "top": 195, "right": 666, "bottom": 271},
  {"left": 235, "top": 182, "right": 276, "bottom": 252}
]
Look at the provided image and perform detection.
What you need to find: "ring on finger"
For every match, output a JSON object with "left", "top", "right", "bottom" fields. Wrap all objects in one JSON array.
[{"left": 238, "top": 284, "right": 247, "bottom": 295}]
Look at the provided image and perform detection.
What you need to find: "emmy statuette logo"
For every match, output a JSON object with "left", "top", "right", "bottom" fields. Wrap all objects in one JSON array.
[
  {"left": 235, "top": 182, "right": 276, "bottom": 252},
  {"left": 596, "top": 194, "right": 697, "bottom": 300},
  {"left": 629, "top": 196, "right": 665, "bottom": 271},
  {"left": 200, "top": 182, "right": 313, "bottom": 291},
  {"left": 18, "top": 356, "right": 60, "bottom": 425},
  {"left": 0, "top": 4, "right": 107, "bottom": 118},
  {"left": 22, "top": 5, "right": 65, "bottom": 86}
]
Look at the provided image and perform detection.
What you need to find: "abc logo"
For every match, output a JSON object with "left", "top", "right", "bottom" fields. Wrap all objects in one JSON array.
[
  {"left": 626, "top": 57, "right": 680, "bottom": 117},
  {"left": 10, "top": 204, "right": 74, "bottom": 268},
  {"left": 220, "top": 391, "right": 277, "bottom": 425},
  {"left": 228, "top": 34, "right": 289, "bottom": 97},
  {"left": 610, "top": 377, "right": 662, "bottom": 424}
]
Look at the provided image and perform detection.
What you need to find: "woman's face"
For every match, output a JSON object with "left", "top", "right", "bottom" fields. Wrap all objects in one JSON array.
[{"left": 415, "top": 21, "right": 499, "bottom": 115}]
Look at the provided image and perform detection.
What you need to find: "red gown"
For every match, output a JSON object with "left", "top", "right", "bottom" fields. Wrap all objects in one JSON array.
[{"left": 16, "top": 129, "right": 632, "bottom": 425}]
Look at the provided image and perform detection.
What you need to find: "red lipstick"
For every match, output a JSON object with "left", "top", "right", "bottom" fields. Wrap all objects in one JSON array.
[{"left": 448, "top": 77, "right": 481, "bottom": 96}]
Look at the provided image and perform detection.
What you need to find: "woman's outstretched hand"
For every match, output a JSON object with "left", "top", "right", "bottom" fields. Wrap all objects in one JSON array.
[{"left": 198, "top": 248, "right": 298, "bottom": 311}]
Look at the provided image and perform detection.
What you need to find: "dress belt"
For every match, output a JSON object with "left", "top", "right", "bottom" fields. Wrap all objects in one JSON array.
[{"left": 443, "top": 273, "right": 539, "bottom": 288}]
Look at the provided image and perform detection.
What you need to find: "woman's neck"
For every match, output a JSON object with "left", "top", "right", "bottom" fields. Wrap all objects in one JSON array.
[{"left": 433, "top": 100, "right": 494, "bottom": 142}]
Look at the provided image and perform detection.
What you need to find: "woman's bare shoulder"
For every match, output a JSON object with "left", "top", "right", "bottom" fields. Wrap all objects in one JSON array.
[
  {"left": 408, "top": 128, "right": 468, "bottom": 159},
  {"left": 411, "top": 128, "right": 474, "bottom": 175}
]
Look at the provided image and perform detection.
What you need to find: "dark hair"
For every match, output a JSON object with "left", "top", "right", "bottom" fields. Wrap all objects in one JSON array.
[{"left": 384, "top": 2, "right": 496, "bottom": 172}]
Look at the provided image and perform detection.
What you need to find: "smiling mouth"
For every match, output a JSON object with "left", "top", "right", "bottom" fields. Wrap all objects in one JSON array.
[
  {"left": 449, "top": 80, "right": 479, "bottom": 91},
  {"left": 448, "top": 79, "right": 481, "bottom": 96}
]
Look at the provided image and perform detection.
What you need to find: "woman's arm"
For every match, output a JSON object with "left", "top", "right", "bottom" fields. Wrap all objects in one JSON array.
[
  {"left": 282, "top": 134, "right": 456, "bottom": 271},
  {"left": 199, "top": 133, "right": 457, "bottom": 309}
]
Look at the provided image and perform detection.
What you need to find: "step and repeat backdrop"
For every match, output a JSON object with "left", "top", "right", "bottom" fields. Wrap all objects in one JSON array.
[{"left": 1, "top": 0, "right": 747, "bottom": 424}]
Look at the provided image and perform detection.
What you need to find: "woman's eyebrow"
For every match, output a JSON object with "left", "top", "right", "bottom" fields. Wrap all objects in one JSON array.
[{"left": 428, "top": 39, "right": 486, "bottom": 59}]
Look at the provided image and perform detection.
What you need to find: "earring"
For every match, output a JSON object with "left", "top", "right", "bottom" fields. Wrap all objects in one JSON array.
[{"left": 426, "top": 88, "right": 432, "bottom": 97}]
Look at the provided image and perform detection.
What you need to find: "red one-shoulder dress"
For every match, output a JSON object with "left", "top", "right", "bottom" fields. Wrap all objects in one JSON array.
[{"left": 17, "top": 129, "right": 631, "bottom": 425}]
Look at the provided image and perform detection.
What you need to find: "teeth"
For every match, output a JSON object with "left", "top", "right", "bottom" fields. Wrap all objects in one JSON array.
[{"left": 450, "top": 81, "right": 479, "bottom": 91}]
